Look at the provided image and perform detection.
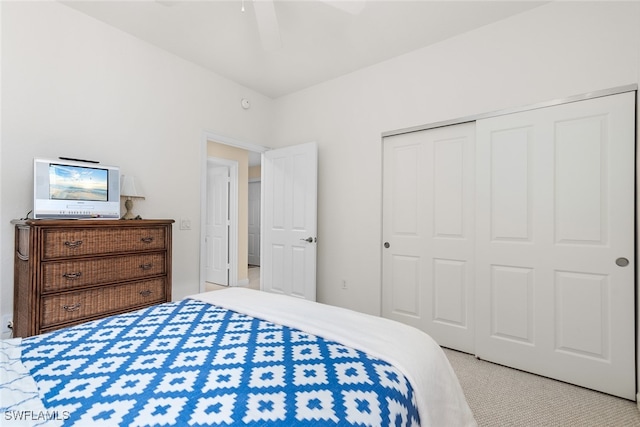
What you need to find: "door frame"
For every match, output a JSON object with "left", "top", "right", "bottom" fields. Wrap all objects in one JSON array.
[{"left": 200, "top": 130, "right": 270, "bottom": 292}]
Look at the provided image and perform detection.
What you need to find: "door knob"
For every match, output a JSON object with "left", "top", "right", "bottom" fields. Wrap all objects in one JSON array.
[
  {"left": 616, "top": 257, "right": 629, "bottom": 267},
  {"left": 384, "top": 242, "right": 390, "bottom": 248},
  {"left": 300, "top": 237, "right": 315, "bottom": 243}
]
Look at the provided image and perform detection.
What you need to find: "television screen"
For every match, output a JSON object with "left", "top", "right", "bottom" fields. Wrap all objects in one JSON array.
[
  {"left": 33, "top": 157, "right": 121, "bottom": 219},
  {"left": 49, "top": 163, "right": 109, "bottom": 202}
]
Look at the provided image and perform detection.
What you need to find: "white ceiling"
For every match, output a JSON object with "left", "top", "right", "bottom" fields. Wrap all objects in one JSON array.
[{"left": 61, "top": 0, "right": 546, "bottom": 99}]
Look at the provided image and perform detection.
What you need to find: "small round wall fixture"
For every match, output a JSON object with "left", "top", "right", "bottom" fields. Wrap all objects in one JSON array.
[{"left": 241, "top": 98, "right": 251, "bottom": 109}]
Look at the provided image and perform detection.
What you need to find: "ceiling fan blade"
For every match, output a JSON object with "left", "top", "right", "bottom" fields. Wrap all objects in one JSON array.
[
  {"left": 321, "top": 0, "right": 366, "bottom": 15},
  {"left": 253, "top": 0, "right": 282, "bottom": 51}
]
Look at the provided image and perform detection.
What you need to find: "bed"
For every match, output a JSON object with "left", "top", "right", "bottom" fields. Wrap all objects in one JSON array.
[{"left": 1, "top": 288, "right": 476, "bottom": 426}]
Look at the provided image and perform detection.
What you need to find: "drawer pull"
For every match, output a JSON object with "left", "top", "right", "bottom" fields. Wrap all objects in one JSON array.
[
  {"left": 64, "top": 240, "right": 83, "bottom": 248},
  {"left": 139, "top": 290, "right": 153, "bottom": 297},
  {"left": 63, "top": 303, "right": 81, "bottom": 312},
  {"left": 139, "top": 263, "right": 153, "bottom": 270},
  {"left": 140, "top": 237, "right": 154, "bottom": 244},
  {"left": 62, "top": 272, "right": 83, "bottom": 280}
]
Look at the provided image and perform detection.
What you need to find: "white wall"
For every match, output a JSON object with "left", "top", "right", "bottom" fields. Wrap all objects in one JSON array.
[
  {"left": 272, "top": 1, "right": 640, "bottom": 315},
  {"left": 0, "top": 1, "right": 274, "bottom": 335}
]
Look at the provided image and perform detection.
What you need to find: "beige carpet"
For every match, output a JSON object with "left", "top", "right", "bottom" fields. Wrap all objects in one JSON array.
[{"left": 443, "top": 348, "right": 640, "bottom": 426}]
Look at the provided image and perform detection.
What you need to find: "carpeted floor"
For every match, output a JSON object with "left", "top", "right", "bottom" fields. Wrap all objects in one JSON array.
[{"left": 443, "top": 348, "right": 640, "bottom": 426}]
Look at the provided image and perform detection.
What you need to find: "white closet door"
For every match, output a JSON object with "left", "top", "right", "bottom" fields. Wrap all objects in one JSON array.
[
  {"left": 382, "top": 122, "right": 476, "bottom": 353},
  {"left": 475, "top": 92, "right": 635, "bottom": 399}
]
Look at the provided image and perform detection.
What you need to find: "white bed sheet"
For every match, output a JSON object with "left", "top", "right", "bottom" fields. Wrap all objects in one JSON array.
[{"left": 189, "top": 288, "right": 477, "bottom": 427}]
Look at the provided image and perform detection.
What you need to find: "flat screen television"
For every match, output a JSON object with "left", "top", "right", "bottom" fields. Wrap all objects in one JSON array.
[{"left": 33, "top": 158, "right": 120, "bottom": 219}]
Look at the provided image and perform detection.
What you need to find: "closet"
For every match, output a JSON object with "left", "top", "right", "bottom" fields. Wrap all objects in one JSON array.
[{"left": 382, "top": 91, "right": 636, "bottom": 400}]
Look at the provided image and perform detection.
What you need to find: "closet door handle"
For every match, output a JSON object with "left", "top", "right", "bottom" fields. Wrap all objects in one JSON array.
[
  {"left": 384, "top": 242, "right": 390, "bottom": 248},
  {"left": 616, "top": 257, "right": 629, "bottom": 267}
]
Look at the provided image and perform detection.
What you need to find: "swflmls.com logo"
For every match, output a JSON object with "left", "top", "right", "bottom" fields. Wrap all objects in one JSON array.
[{"left": 4, "top": 410, "right": 71, "bottom": 421}]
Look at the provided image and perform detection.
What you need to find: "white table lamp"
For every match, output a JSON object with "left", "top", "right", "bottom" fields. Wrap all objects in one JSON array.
[{"left": 120, "top": 175, "right": 145, "bottom": 219}]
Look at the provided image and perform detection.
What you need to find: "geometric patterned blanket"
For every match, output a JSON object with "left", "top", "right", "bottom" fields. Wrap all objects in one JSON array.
[{"left": 20, "top": 298, "right": 419, "bottom": 426}]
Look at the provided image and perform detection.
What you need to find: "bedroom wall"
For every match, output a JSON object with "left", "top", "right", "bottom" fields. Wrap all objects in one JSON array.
[
  {"left": 272, "top": 1, "right": 640, "bottom": 317},
  {"left": 0, "top": 1, "right": 274, "bottom": 335}
]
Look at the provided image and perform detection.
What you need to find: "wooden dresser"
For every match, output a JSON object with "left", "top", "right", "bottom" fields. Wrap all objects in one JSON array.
[{"left": 12, "top": 219, "right": 174, "bottom": 337}]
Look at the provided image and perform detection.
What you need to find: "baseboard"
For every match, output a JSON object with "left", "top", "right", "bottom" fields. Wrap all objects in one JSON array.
[{"left": 637, "top": 393, "right": 640, "bottom": 412}]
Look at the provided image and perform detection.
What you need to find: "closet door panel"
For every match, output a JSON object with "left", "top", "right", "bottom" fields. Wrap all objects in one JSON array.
[
  {"left": 489, "top": 127, "right": 533, "bottom": 242},
  {"left": 383, "top": 122, "right": 475, "bottom": 353},
  {"left": 490, "top": 265, "right": 534, "bottom": 344},
  {"left": 391, "top": 144, "right": 421, "bottom": 235},
  {"left": 390, "top": 255, "right": 422, "bottom": 318},
  {"left": 554, "top": 271, "right": 609, "bottom": 359},
  {"left": 476, "top": 91, "right": 635, "bottom": 400},
  {"left": 433, "top": 139, "right": 465, "bottom": 238},
  {"left": 433, "top": 258, "right": 468, "bottom": 328},
  {"left": 555, "top": 115, "right": 607, "bottom": 244},
  {"left": 383, "top": 133, "right": 428, "bottom": 331}
]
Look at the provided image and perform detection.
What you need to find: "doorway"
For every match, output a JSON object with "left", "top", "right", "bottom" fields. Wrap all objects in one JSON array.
[{"left": 200, "top": 132, "right": 267, "bottom": 292}]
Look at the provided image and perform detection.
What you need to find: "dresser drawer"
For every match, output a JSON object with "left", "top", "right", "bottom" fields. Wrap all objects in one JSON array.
[
  {"left": 40, "top": 278, "right": 166, "bottom": 328},
  {"left": 42, "top": 226, "right": 167, "bottom": 259},
  {"left": 42, "top": 253, "right": 166, "bottom": 292}
]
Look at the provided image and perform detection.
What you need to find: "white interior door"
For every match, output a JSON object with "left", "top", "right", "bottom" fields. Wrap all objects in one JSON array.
[
  {"left": 262, "top": 142, "right": 317, "bottom": 301},
  {"left": 248, "top": 181, "right": 261, "bottom": 266},
  {"left": 475, "top": 92, "right": 635, "bottom": 399},
  {"left": 206, "top": 165, "right": 229, "bottom": 285},
  {"left": 382, "top": 122, "right": 476, "bottom": 353}
]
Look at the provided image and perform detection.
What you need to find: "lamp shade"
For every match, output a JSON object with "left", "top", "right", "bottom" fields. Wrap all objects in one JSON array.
[{"left": 120, "top": 175, "right": 145, "bottom": 199}]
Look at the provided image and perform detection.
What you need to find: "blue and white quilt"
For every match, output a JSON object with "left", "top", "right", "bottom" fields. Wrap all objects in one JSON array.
[
  {"left": 18, "top": 300, "right": 416, "bottom": 426},
  {"left": 3, "top": 289, "right": 476, "bottom": 427}
]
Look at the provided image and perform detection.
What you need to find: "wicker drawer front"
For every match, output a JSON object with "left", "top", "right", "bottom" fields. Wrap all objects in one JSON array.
[
  {"left": 42, "top": 227, "right": 166, "bottom": 259},
  {"left": 42, "top": 253, "right": 166, "bottom": 292},
  {"left": 40, "top": 278, "right": 166, "bottom": 328}
]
